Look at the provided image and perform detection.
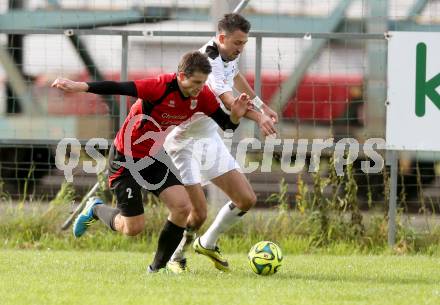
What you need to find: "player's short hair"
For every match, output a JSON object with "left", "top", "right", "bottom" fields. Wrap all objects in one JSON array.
[
  {"left": 218, "top": 13, "right": 251, "bottom": 34},
  {"left": 178, "top": 51, "right": 212, "bottom": 76}
]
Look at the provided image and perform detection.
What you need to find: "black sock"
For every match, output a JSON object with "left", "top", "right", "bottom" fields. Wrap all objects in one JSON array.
[
  {"left": 150, "top": 220, "right": 185, "bottom": 270},
  {"left": 92, "top": 205, "right": 120, "bottom": 231}
]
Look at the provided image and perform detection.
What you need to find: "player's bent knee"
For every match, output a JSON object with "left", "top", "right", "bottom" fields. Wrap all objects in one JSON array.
[
  {"left": 192, "top": 210, "right": 207, "bottom": 228},
  {"left": 172, "top": 201, "right": 192, "bottom": 218},
  {"left": 122, "top": 221, "right": 145, "bottom": 236},
  {"left": 238, "top": 192, "right": 257, "bottom": 211},
  {"left": 249, "top": 192, "right": 257, "bottom": 207},
  {"left": 123, "top": 226, "right": 144, "bottom": 236},
  {"left": 180, "top": 202, "right": 192, "bottom": 218}
]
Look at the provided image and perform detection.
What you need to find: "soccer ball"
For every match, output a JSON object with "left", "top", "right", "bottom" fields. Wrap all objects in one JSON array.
[{"left": 247, "top": 241, "right": 283, "bottom": 276}]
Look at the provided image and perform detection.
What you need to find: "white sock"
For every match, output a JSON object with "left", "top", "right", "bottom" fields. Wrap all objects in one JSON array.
[
  {"left": 200, "top": 201, "right": 247, "bottom": 249},
  {"left": 170, "top": 228, "right": 196, "bottom": 262}
]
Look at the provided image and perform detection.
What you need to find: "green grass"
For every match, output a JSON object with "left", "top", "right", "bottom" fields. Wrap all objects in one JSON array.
[
  {"left": 2, "top": 202, "right": 440, "bottom": 255},
  {"left": 1, "top": 250, "right": 439, "bottom": 305}
]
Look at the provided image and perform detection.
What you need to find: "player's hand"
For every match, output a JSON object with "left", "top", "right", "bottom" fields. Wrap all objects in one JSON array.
[
  {"left": 51, "top": 78, "right": 88, "bottom": 93},
  {"left": 262, "top": 104, "right": 279, "bottom": 123},
  {"left": 258, "top": 114, "right": 277, "bottom": 136},
  {"left": 230, "top": 93, "right": 251, "bottom": 123}
]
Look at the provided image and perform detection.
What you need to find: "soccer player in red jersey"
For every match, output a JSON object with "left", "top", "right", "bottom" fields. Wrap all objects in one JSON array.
[{"left": 51, "top": 51, "right": 250, "bottom": 273}]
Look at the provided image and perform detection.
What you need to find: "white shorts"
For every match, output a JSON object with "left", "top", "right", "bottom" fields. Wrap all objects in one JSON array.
[{"left": 164, "top": 133, "right": 240, "bottom": 186}]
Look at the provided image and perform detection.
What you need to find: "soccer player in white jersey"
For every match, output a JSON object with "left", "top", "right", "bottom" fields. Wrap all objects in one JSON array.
[{"left": 165, "top": 13, "right": 278, "bottom": 273}]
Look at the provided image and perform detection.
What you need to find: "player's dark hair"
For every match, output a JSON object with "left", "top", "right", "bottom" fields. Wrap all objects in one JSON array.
[
  {"left": 178, "top": 51, "right": 212, "bottom": 76},
  {"left": 218, "top": 13, "right": 251, "bottom": 34}
]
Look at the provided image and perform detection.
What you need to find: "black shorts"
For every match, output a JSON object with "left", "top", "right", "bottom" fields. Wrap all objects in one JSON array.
[{"left": 108, "top": 144, "right": 182, "bottom": 217}]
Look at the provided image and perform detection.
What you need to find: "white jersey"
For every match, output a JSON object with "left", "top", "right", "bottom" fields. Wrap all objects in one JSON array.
[
  {"left": 163, "top": 39, "right": 242, "bottom": 185},
  {"left": 166, "top": 38, "right": 240, "bottom": 143}
]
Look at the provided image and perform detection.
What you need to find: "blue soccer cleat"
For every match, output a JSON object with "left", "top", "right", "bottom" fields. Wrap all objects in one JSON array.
[{"left": 72, "top": 197, "right": 104, "bottom": 238}]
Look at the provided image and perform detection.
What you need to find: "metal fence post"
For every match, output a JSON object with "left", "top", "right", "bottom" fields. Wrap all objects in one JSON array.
[
  {"left": 119, "top": 33, "right": 128, "bottom": 128},
  {"left": 254, "top": 35, "right": 262, "bottom": 98},
  {"left": 387, "top": 150, "right": 398, "bottom": 246},
  {"left": 233, "top": 0, "right": 250, "bottom": 13},
  {"left": 253, "top": 35, "right": 263, "bottom": 138}
]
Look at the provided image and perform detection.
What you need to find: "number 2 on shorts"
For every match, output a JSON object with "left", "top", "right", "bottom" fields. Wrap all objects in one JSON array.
[{"left": 126, "top": 187, "right": 133, "bottom": 199}]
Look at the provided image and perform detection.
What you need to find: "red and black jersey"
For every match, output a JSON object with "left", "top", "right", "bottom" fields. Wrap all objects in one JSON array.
[{"left": 87, "top": 73, "right": 238, "bottom": 159}]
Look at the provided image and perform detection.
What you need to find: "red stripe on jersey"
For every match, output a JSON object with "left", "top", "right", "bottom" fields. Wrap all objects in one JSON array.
[{"left": 108, "top": 165, "right": 125, "bottom": 187}]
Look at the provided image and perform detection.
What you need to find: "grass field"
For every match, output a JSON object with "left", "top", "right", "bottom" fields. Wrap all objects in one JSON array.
[{"left": 1, "top": 250, "right": 439, "bottom": 305}]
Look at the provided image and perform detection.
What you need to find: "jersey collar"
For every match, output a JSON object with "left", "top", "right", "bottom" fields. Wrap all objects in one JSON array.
[{"left": 211, "top": 39, "right": 231, "bottom": 63}]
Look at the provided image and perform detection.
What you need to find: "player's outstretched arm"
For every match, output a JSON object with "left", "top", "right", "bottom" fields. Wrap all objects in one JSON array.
[
  {"left": 233, "top": 72, "right": 279, "bottom": 123},
  {"left": 51, "top": 78, "right": 138, "bottom": 97},
  {"left": 250, "top": 111, "right": 277, "bottom": 136},
  {"left": 230, "top": 93, "right": 251, "bottom": 124},
  {"left": 51, "top": 78, "right": 88, "bottom": 93},
  {"left": 207, "top": 93, "right": 251, "bottom": 131},
  {"left": 260, "top": 102, "right": 279, "bottom": 124},
  {"left": 219, "top": 90, "right": 276, "bottom": 136}
]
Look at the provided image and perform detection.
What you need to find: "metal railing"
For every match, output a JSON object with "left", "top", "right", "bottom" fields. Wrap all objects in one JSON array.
[{"left": 1, "top": 27, "right": 409, "bottom": 245}]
